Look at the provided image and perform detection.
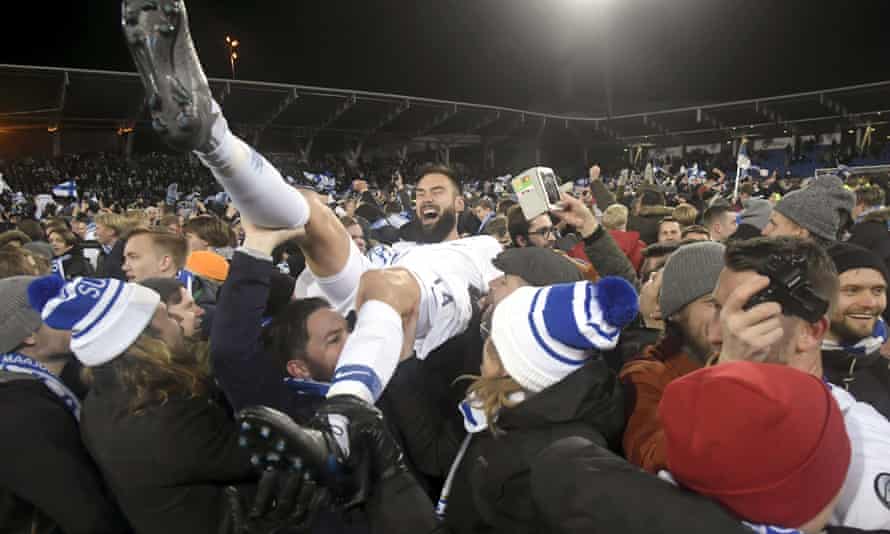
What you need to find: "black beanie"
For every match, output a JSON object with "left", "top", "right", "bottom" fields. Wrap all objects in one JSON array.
[{"left": 827, "top": 242, "right": 889, "bottom": 284}]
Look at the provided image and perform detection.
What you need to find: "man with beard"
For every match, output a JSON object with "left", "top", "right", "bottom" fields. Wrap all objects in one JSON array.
[
  {"left": 620, "top": 241, "right": 726, "bottom": 472},
  {"left": 122, "top": 0, "right": 510, "bottom": 482},
  {"left": 822, "top": 242, "right": 890, "bottom": 419},
  {"left": 710, "top": 237, "right": 890, "bottom": 531},
  {"left": 401, "top": 165, "right": 465, "bottom": 244}
]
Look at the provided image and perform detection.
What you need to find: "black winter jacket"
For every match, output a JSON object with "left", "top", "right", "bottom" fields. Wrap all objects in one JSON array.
[
  {"left": 80, "top": 366, "right": 256, "bottom": 534},
  {"left": 365, "top": 361, "right": 754, "bottom": 534},
  {"left": 96, "top": 239, "right": 126, "bottom": 281},
  {"left": 823, "top": 348, "right": 890, "bottom": 420},
  {"left": 54, "top": 246, "right": 94, "bottom": 280},
  {"left": 0, "top": 376, "right": 128, "bottom": 534},
  {"left": 628, "top": 205, "right": 674, "bottom": 246},
  {"left": 444, "top": 359, "right": 625, "bottom": 534}
]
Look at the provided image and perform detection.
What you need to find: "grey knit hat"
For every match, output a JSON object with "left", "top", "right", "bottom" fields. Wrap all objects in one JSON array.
[
  {"left": 492, "top": 247, "right": 584, "bottom": 287},
  {"left": 660, "top": 241, "right": 726, "bottom": 319},
  {"left": 740, "top": 198, "right": 772, "bottom": 231},
  {"left": 774, "top": 175, "right": 855, "bottom": 241},
  {"left": 0, "top": 276, "right": 42, "bottom": 354}
]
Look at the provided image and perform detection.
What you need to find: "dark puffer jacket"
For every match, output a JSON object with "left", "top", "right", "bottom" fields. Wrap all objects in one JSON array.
[
  {"left": 628, "top": 205, "right": 674, "bottom": 245},
  {"left": 443, "top": 359, "right": 625, "bottom": 533},
  {"left": 823, "top": 348, "right": 890, "bottom": 420},
  {"left": 80, "top": 366, "right": 256, "bottom": 534},
  {"left": 365, "top": 359, "right": 754, "bottom": 534}
]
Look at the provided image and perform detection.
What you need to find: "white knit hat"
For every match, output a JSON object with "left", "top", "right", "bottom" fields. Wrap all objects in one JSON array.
[
  {"left": 27, "top": 276, "right": 161, "bottom": 366},
  {"left": 490, "top": 277, "right": 638, "bottom": 392}
]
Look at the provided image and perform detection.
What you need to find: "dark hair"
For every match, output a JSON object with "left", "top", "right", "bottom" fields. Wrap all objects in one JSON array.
[
  {"left": 16, "top": 220, "right": 45, "bottom": 242},
  {"left": 497, "top": 199, "right": 517, "bottom": 216},
  {"left": 681, "top": 225, "right": 711, "bottom": 239},
  {"left": 642, "top": 240, "right": 684, "bottom": 260},
  {"left": 639, "top": 189, "right": 664, "bottom": 207},
  {"left": 139, "top": 277, "right": 187, "bottom": 305},
  {"left": 506, "top": 205, "right": 530, "bottom": 246},
  {"left": 740, "top": 183, "right": 755, "bottom": 196},
  {"left": 476, "top": 198, "right": 494, "bottom": 212},
  {"left": 724, "top": 237, "right": 839, "bottom": 319},
  {"left": 384, "top": 202, "right": 402, "bottom": 215},
  {"left": 48, "top": 229, "right": 78, "bottom": 248},
  {"left": 483, "top": 216, "right": 508, "bottom": 240},
  {"left": 182, "top": 215, "right": 235, "bottom": 247},
  {"left": 261, "top": 297, "right": 331, "bottom": 371},
  {"left": 702, "top": 205, "right": 734, "bottom": 228},
  {"left": 416, "top": 163, "right": 461, "bottom": 193},
  {"left": 856, "top": 184, "right": 885, "bottom": 207}
]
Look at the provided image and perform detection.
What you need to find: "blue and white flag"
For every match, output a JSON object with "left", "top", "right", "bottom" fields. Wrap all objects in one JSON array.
[
  {"left": 737, "top": 140, "right": 751, "bottom": 171},
  {"left": 52, "top": 180, "right": 77, "bottom": 198}
]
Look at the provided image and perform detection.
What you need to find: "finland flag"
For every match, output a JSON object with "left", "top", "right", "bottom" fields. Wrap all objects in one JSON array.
[{"left": 52, "top": 181, "right": 78, "bottom": 198}]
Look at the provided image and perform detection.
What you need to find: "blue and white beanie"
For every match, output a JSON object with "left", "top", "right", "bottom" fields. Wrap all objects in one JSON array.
[
  {"left": 27, "top": 276, "right": 161, "bottom": 367},
  {"left": 490, "top": 277, "right": 638, "bottom": 392}
]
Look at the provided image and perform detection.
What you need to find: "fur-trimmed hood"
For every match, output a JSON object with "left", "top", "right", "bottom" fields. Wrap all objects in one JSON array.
[
  {"left": 862, "top": 207, "right": 890, "bottom": 224},
  {"left": 637, "top": 205, "right": 674, "bottom": 218}
]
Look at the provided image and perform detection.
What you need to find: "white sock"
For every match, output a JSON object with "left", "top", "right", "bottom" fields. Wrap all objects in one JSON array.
[
  {"left": 313, "top": 239, "right": 366, "bottom": 314},
  {"left": 194, "top": 100, "right": 309, "bottom": 228},
  {"left": 327, "top": 300, "right": 403, "bottom": 405}
]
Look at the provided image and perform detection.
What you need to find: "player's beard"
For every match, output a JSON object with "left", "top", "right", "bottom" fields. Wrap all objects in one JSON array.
[{"left": 418, "top": 207, "right": 457, "bottom": 244}]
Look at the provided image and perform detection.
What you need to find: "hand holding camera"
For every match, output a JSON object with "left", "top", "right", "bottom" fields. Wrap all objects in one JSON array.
[
  {"left": 717, "top": 274, "right": 785, "bottom": 364},
  {"left": 551, "top": 193, "right": 598, "bottom": 239}
]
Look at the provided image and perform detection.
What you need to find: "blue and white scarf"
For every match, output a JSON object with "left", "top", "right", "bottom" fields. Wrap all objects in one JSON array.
[
  {"left": 0, "top": 353, "right": 81, "bottom": 421},
  {"left": 176, "top": 269, "right": 195, "bottom": 294},
  {"left": 741, "top": 523, "right": 803, "bottom": 534},
  {"left": 657, "top": 471, "right": 804, "bottom": 534},
  {"left": 283, "top": 377, "right": 330, "bottom": 397},
  {"left": 822, "top": 318, "right": 888, "bottom": 356},
  {"left": 51, "top": 255, "right": 69, "bottom": 280}
]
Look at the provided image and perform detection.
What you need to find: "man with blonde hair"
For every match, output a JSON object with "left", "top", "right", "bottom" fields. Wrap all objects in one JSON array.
[
  {"left": 602, "top": 204, "right": 629, "bottom": 231},
  {"left": 603, "top": 204, "right": 644, "bottom": 272},
  {"left": 94, "top": 213, "right": 140, "bottom": 280},
  {"left": 672, "top": 203, "right": 699, "bottom": 228}
]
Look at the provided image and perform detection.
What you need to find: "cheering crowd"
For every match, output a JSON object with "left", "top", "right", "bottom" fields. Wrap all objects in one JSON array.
[{"left": 3, "top": 2, "right": 890, "bottom": 534}]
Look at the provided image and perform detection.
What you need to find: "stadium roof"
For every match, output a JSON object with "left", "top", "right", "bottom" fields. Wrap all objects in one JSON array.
[{"left": 2, "top": 63, "right": 890, "bottom": 154}]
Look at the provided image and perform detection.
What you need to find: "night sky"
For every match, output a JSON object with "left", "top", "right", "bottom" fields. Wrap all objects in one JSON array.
[{"left": 3, "top": 0, "right": 889, "bottom": 115}]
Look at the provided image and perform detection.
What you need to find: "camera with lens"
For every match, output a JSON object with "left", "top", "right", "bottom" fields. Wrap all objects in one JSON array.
[{"left": 744, "top": 254, "right": 828, "bottom": 323}]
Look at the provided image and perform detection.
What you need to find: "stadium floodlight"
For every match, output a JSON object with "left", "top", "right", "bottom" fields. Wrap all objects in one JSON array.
[{"left": 225, "top": 35, "right": 241, "bottom": 79}]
